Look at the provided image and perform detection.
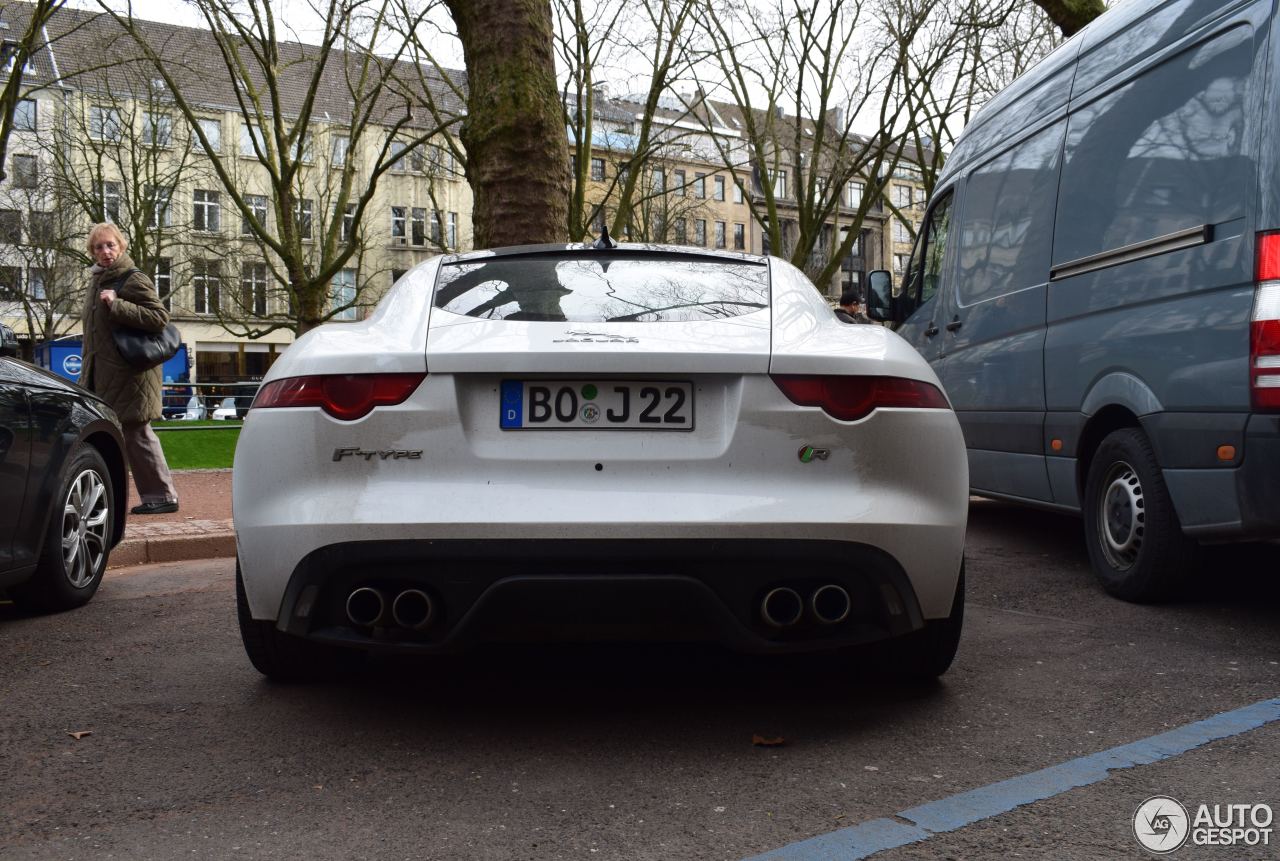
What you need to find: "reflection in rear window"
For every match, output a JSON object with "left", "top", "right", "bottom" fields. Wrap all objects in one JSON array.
[{"left": 433, "top": 256, "right": 769, "bottom": 322}]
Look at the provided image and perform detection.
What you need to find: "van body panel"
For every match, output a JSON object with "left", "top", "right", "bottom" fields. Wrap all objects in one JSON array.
[
  {"left": 1046, "top": 457, "right": 1080, "bottom": 507},
  {"left": 967, "top": 450, "right": 1053, "bottom": 500}
]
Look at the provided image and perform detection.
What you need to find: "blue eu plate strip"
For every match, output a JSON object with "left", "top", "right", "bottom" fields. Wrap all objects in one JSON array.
[
  {"left": 500, "top": 380, "right": 523, "bottom": 429},
  {"left": 743, "top": 696, "right": 1280, "bottom": 861}
]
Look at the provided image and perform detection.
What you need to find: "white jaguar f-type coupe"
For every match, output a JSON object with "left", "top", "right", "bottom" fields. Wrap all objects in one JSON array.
[{"left": 233, "top": 243, "right": 968, "bottom": 681}]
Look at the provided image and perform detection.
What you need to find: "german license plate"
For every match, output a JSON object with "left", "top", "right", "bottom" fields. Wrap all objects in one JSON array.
[{"left": 500, "top": 380, "right": 694, "bottom": 430}]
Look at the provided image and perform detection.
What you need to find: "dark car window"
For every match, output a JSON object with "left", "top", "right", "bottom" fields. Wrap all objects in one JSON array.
[{"left": 433, "top": 255, "right": 769, "bottom": 323}]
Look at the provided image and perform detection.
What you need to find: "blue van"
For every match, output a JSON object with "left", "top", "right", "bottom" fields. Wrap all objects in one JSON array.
[{"left": 868, "top": 0, "right": 1280, "bottom": 601}]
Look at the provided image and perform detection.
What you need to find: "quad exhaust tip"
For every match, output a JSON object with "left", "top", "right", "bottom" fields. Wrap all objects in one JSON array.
[
  {"left": 346, "top": 587, "right": 386, "bottom": 627},
  {"left": 392, "top": 589, "right": 435, "bottom": 631},
  {"left": 761, "top": 587, "right": 804, "bottom": 628},
  {"left": 811, "top": 584, "right": 851, "bottom": 625}
]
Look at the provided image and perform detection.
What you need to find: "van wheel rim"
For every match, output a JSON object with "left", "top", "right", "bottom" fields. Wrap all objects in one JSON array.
[
  {"left": 1098, "top": 461, "right": 1143, "bottom": 570},
  {"left": 61, "top": 469, "right": 109, "bottom": 588}
]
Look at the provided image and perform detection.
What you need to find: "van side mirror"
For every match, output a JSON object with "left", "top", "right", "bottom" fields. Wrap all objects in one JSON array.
[{"left": 866, "top": 270, "right": 894, "bottom": 322}]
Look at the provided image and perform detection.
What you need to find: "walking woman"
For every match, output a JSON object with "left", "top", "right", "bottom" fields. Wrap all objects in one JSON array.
[{"left": 79, "top": 222, "right": 179, "bottom": 514}]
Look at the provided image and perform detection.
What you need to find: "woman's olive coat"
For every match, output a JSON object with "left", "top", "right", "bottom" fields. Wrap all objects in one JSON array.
[{"left": 79, "top": 254, "right": 170, "bottom": 424}]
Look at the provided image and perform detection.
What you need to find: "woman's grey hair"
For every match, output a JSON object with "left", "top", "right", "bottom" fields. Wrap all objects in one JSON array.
[{"left": 86, "top": 222, "right": 128, "bottom": 257}]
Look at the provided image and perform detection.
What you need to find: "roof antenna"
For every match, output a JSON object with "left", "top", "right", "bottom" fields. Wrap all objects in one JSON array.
[{"left": 593, "top": 224, "right": 617, "bottom": 249}]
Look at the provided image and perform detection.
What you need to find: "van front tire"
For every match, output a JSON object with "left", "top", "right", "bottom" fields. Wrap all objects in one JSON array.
[{"left": 1083, "top": 428, "right": 1196, "bottom": 602}]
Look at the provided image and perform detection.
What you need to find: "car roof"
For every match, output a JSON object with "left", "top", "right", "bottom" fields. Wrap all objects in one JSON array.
[{"left": 439, "top": 242, "right": 767, "bottom": 267}]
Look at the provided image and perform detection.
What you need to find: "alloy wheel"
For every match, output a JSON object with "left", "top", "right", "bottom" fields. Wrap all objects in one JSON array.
[{"left": 60, "top": 469, "right": 110, "bottom": 589}]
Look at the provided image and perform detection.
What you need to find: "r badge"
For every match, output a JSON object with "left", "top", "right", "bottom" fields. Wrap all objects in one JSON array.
[{"left": 798, "top": 445, "right": 830, "bottom": 463}]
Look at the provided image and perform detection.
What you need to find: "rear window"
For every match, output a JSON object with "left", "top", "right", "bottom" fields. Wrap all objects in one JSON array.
[{"left": 433, "top": 255, "right": 769, "bottom": 322}]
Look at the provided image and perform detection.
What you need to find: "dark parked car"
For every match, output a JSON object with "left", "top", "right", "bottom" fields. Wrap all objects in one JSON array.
[
  {"left": 1, "top": 357, "right": 128, "bottom": 611},
  {"left": 0, "top": 323, "right": 18, "bottom": 358}
]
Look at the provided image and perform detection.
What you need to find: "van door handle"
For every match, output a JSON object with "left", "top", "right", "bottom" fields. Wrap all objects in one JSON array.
[
  {"left": 945, "top": 318, "right": 963, "bottom": 332},
  {"left": 924, "top": 323, "right": 939, "bottom": 337}
]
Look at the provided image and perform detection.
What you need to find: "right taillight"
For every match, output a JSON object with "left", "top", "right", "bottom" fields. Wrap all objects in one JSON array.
[
  {"left": 252, "top": 373, "right": 426, "bottom": 421},
  {"left": 771, "top": 374, "right": 950, "bottom": 421},
  {"left": 1253, "top": 232, "right": 1280, "bottom": 410}
]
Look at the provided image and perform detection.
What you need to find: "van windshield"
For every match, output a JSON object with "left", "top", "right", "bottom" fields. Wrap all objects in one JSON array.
[{"left": 433, "top": 256, "right": 769, "bottom": 323}]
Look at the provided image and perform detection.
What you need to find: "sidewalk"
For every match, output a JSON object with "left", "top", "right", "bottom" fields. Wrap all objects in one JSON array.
[{"left": 111, "top": 469, "right": 235, "bottom": 568}]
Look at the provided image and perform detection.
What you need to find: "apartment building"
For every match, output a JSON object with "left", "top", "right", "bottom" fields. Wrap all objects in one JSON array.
[{"left": 0, "top": 2, "right": 469, "bottom": 383}]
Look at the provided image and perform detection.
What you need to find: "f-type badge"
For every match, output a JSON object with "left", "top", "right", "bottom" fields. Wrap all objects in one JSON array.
[
  {"left": 798, "top": 445, "right": 830, "bottom": 463},
  {"left": 333, "top": 447, "right": 423, "bottom": 462}
]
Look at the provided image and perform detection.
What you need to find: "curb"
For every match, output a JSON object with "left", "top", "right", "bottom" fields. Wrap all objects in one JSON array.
[{"left": 109, "top": 526, "right": 236, "bottom": 569}]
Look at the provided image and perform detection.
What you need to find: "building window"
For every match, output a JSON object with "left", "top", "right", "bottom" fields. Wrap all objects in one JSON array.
[
  {"left": 411, "top": 207, "right": 427, "bottom": 246},
  {"left": 28, "top": 267, "right": 49, "bottom": 301},
  {"left": 713, "top": 175, "right": 725, "bottom": 201},
  {"left": 893, "top": 253, "right": 910, "bottom": 273},
  {"left": 733, "top": 178, "right": 743, "bottom": 204},
  {"left": 89, "top": 106, "right": 122, "bottom": 142},
  {"left": 0, "top": 267, "right": 20, "bottom": 299},
  {"left": 772, "top": 169, "right": 787, "bottom": 199},
  {"left": 673, "top": 169, "right": 686, "bottom": 196},
  {"left": 28, "top": 211, "right": 53, "bottom": 245},
  {"left": 847, "top": 181, "right": 864, "bottom": 208},
  {"left": 330, "top": 268, "right": 357, "bottom": 321},
  {"left": 447, "top": 212, "right": 458, "bottom": 249},
  {"left": 893, "top": 219, "right": 912, "bottom": 243},
  {"left": 651, "top": 167, "right": 664, "bottom": 193},
  {"left": 295, "top": 199, "right": 313, "bottom": 239},
  {"left": 14, "top": 99, "right": 36, "bottom": 131},
  {"left": 239, "top": 123, "right": 264, "bottom": 157},
  {"left": 196, "top": 117, "right": 222, "bottom": 154},
  {"left": 293, "top": 128, "right": 314, "bottom": 163},
  {"left": 11, "top": 154, "right": 36, "bottom": 189},
  {"left": 193, "top": 260, "right": 221, "bottom": 314},
  {"left": 1, "top": 40, "right": 29, "bottom": 72},
  {"left": 733, "top": 223, "right": 745, "bottom": 250},
  {"left": 694, "top": 219, "right": 706, "bottom": 246},
  {"left": 100, "top": 181, "right": 121, "bottom": 223},
  {"left": 340, "top": 203, "right": 357, "bottom": 242},
  {"left": 430, "top": 210, "right": 444, "bottom": 246},
  {"left": 143, "top": 112, "right": 172, "bottom": 147},
  {"left": 332, "top": 134, "right": 350, "bottom": 167},
  {"left": 694, "top": 172, "right": 706, "bottom": 198},
  {"left": 242, "top": 194, "right": 267, "bottom": 235},
  {"left": 714, "top": 221, "right": 726, "bottom": 249},
  {"left": 145, "top": 185, "right": 171, "bottom": 228},
  {"left": 241, "top": 262, "right": 268, "bottom": 316},
  {"left": 590, "top": 157, "right": 605, "bottom": 181},
  {"left": 674, "top": 217, "right": 687, "bottom": 244},
  {"left": 893, "top": 183, "right": 913, "bottom": 208},
  {"left": 391, "top": 206, "right": 406, "bottom": 244},
  {"left": 193, "top": 189, "right": 220, "bottom": 231},
  {"left": 389, "top": 140, "right": 423, "bottom": 172},
  {"left": 152, "top": 258, "right": 172, "bottom": 310},
  {"left": 427, "top": 144, "right": 454, "bottom": 174},
  {"left": 0, "top": 209, "right": 21, "bottom": 243}
]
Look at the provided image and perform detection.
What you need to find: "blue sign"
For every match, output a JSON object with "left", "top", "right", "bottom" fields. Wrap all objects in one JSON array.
[{"left": 62, "top": 354, "right": 82, "bottom": 378}]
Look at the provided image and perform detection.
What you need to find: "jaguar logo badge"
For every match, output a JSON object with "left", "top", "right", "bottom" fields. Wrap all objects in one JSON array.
[
  {"left": 798, "top": 445, "right": 830, "bottom": 463},
  {"left": 553, "top": 330, "right": 639, "bottom": 344}
]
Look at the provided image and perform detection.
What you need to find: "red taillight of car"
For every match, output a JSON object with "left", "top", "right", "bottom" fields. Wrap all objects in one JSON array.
[
  {"left": 252, "top": 373, "right": 426, "bottom": 421},
  {"left": 1253, "top": 232, "right": 1280, "bottom": 411},
  {"left": 771, "top": 374, "right": 950, "bottom": 421}
]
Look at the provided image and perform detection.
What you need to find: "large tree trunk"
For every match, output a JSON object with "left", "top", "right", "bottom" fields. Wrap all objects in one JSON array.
[
  {"left": 446, "top": 0, "right": 570, "bottom": 248},
  {"left": 1031, "top": 0, "right": 1106, "bottom": 38}
]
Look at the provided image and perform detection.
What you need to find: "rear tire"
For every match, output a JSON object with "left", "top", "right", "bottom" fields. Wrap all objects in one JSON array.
[
  {"left": 1083, "top": 428, "right": 1197, "bottom": 602},
  {"left": 236, "top": 564, "right": 348, "bottom": 682},
  {"left": 13, "top": 445, "right": 114, "bottom": 612},
  {"left": 892, "top": 564, "right": 965, "bottom": 679}
]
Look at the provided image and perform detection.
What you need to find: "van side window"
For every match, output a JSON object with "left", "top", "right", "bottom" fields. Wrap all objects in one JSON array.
[
  {"left": 957, "top": 120, "right": 1065, "bottom": 304},
  {"left": 900, "top": 192, "right": 953, "bottom": 318},
  {"left": 1055, "top": 25, "right": 1252, "bottom": 265}
]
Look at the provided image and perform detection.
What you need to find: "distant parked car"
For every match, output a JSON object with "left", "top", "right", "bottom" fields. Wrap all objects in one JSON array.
[
  {"left": 0, "top": 357, "right": 127, "bottom": 611},
  {"left": 233, "top": 243, "right": 969, "bottom": 682},
  {"left": 0, "top": 323, "right": 18, "bottom": 358}
]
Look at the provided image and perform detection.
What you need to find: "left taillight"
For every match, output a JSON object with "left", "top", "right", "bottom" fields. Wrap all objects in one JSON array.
[
  {"left": 771, "top": 374, "right": 950, "bottom": 421},
  {"left": 251, "top": 373, "right": 426, "bottom": 421}
]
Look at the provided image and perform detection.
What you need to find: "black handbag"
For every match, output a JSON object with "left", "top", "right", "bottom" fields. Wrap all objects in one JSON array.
[{"left": 112, "top": 322, "right": 182, "bottom": 370}]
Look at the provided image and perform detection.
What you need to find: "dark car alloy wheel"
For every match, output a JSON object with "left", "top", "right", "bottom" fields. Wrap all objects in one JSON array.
[{"left": 61, "top": 465, "right": 112, "bottom": 588}]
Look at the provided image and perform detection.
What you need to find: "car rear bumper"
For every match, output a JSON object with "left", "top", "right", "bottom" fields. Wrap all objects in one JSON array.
[{"left": 266, "top": 538, "right": 934, "bottom": 655}]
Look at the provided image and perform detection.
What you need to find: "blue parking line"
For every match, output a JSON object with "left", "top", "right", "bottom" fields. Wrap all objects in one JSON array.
[{"left": 744, "top": 697, "right": 1280, "bottom": 861}]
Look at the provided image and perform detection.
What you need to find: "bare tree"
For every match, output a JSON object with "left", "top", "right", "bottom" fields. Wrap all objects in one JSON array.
[
  {"left": 443, "top": 0, "right": 569, "bottom": 247},
  {"left": 0, "top": 0, "right": 64, "bottom": 183},
  {"left": 1030, "top": 0, "right": 1104, "bottom": 37},
  {"left": 99, "top": 0, "right": 455, "bottom": 336}
]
